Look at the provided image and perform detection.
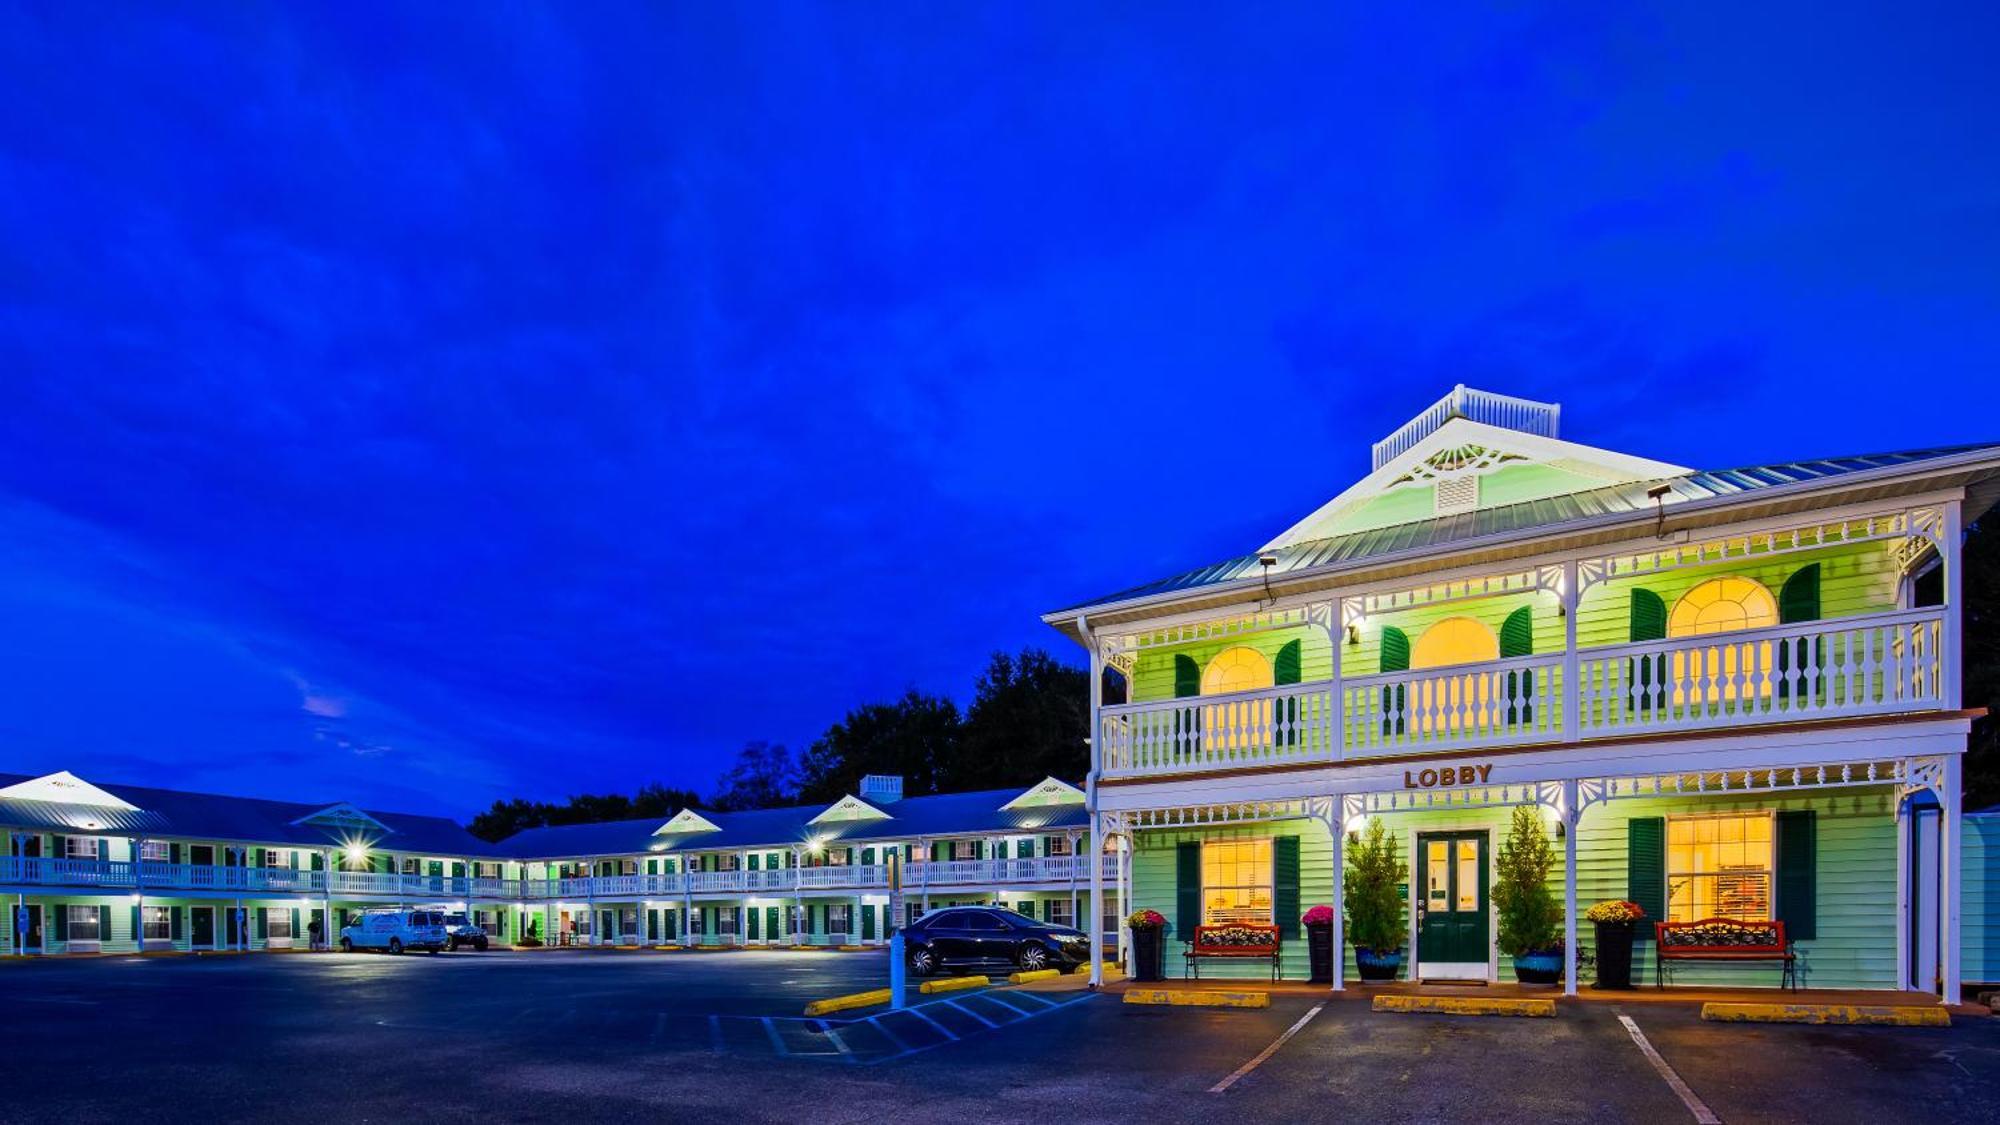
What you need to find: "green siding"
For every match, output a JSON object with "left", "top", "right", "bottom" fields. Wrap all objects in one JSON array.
[{"left": 1968, "top": 815, "right": 1999, "bottom": 986}]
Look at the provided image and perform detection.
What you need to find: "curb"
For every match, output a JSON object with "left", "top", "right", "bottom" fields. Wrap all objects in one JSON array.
[
  {"left": 1372, "top": 995, "right": 1555, "bottom": 1018},
  {"left": 835, "top": 945, "right": 869, "bottom": 952},
  {"left": 803, "top": 988, "right": 893, "bottom": 1016},
  {"left": 1699, "top": 1002, "right": 1950, "bottom": 1026},
  {"left": 1123, "top": 989, "right": 1269, "bottom": 1009},
  {"left": 918, "top": 975, "right": 991, "bottom": 995},
  {"left": 1008, "top": 968, "right": 1061, "bottom": 985}
]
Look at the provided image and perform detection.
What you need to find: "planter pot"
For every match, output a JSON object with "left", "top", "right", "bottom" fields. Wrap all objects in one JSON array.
[
  {"left": 1593, "top": 920, "right": 1637, "bottom": 990},
  {"left": 1306, "top": 922, "right": 1334, "bottom": 983},
  {"left": 1355, "top": 947, "right": 1403, "bottom": 982},
  {"left": 1512, "top": 949, "right": 1563, "bottom": 985},
  {"left": 1130, "top": 926, "right": 1165, "bottom": 982}
]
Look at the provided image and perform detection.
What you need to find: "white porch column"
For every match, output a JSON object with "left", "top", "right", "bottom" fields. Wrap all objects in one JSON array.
[
  {"left": 132, "top": 836, "right": 146, "bottom": 954},
  {"left": 1329, "top": 800, "right": 1345, "bottom": 993},
  {"left": 1087, "top": 809, "right": 1105, "bottom": 986},
  {"left": 1561, "top": 560, "right": 1580, "bottom": 743},
  {"left": 917, "top": 837, "right": 931, "bottom": 914},
  {"left": 1067, "top": 832, "right": 1080, "bottom": 931},
  {"left": 1943, "top": 500, "right": 1963, "bottom": 710},
  {"left": 1562, "top": 780, "right": 1580, "bottom": 997},
  {"left": 791, "top": 846, "right": 804, "bottom": 946},
  {"left": 1116, "top": 833, "right": 1131, "bottom": 970},
  {"left": 1942, "top": 754, "right": 1963, "bottom": 1001},
  {"left": 320, "top": 848, "right": 333, "bottom": 952}
]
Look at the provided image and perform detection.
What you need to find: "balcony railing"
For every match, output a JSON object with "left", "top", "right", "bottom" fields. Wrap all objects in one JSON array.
[{"left": 1100, "top": 607, "right": 1947, "bottom": 778}]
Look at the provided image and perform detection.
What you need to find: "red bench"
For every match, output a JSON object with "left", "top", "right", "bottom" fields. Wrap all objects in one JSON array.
[
  {"left": 1654, "top": 918, "right": 1796, "bottom": 990},
  {"left": 1183, "top": 923, "right": 1282, "bottom": 981}
]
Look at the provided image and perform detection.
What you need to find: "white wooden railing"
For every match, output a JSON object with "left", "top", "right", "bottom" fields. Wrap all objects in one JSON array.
[
  {"left": 1371, "top": 385, "right": 1559, "bottom": 469},
  {"left": 1100, "top": 608, "right": 1948, "bottom": 779}
]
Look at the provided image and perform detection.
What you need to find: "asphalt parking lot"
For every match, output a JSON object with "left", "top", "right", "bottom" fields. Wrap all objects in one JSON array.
[{"left": 3, "top": 950, "right": 1996, "bottom": 1123}]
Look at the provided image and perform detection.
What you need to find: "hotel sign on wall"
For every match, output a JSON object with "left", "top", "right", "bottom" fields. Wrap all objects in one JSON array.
[{"left": 1403, "top": 763, "right": 1495, "bottom": 789}]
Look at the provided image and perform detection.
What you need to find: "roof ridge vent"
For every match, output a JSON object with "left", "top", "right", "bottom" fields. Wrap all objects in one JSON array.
[{"left": 1371, "top": 385, "right": 1561, "bottom": 470}]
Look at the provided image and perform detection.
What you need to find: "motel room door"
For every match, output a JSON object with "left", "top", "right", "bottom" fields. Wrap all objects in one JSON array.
[
  {"left": 1416, "top": 831, "right": 1490, "bottom": 981},
  {"left": 191, "top": 906, "right": 215, "bottom": 949}
]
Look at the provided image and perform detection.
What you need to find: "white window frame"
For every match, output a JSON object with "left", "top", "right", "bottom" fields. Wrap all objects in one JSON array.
[
  {"left": 1046, "top": 899, "right": 1075, "bottom": 927},
  {"left": 1201, "top": 839, "right": 1275, "bottom": 926},
  {"left": 1043, "top": 836, "right": 1073, "bottom": 857},
  {"left": 267, "top": 910, "right": 293, "bottom": 940},
  {"left": 67, "top": 904, "right": 101, "bottom": 942},
  {"left": 827, "top": 904, "right": 852, "bottom": 933},
  {"left": 950, "top": 840, "right": 980, "bottom": 861},
  {"left": 1666, "top": 810, "right": 1776, "bottom": 923},
  {"left": 142, "top": 906, "right": 172, "bottom": 941},
  {"left": 139, "top": 840, "right": 170, "bottom": 863},
  {"left": 64, "top": 837, "right": 101, "bottom": 861}
]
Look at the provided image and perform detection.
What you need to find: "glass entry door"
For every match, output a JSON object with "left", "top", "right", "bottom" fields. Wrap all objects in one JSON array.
[{"left": 1416, "top": 831, "right": 1490, "bottom": 979}]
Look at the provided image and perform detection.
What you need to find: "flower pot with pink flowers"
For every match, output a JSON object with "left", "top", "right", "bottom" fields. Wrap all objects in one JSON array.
[
  {"left": 1127, "top": 909, "right": 1168, "bottom": 981},
  {"left": 1302, "top": 905, "right": 1336, "bottom": 983}
]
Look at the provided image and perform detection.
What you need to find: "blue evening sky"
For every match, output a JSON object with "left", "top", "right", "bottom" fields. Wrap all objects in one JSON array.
[{"left": 1, "top": 4, "right": 1995, "bottom": 817}]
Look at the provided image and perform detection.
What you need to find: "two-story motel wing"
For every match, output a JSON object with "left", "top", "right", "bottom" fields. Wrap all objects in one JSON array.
[
  {"left": 1046, "top": 386, "right": 2000, "bottom": 998},
  {"left": 0, "top": 771, "right": 1114, "bottom": 954}
]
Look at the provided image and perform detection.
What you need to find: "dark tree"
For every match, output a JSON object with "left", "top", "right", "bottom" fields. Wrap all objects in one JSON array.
[
  {"left": 708, "top": 741, "right": 802, "bottom": 811},
  {"left": 955, "top": 648, "right": 1089, "bottom": 791},
  {"left": 1963, "top": 517, "right": 1999, "bottom": 810},
  {"left": 796, "top": 689, "right": 960, "bottom": 803},
  {"left": 466, "top": 783, "right": 704, "bottom": 842}
]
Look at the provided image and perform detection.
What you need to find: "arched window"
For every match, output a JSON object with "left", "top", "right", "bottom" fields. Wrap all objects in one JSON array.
[
  {"left": 1201, "top": 646, "right": 1273, "bottom": 696},
  {"left": 1412, "top": 617, "right": 1499, "bottom": 669},
  {"left": 1666, "top": 576, "right": 1778, "bottom": 705},
  {"left": 1669, "top": 577, "right": 1778, "bottom": 637}
]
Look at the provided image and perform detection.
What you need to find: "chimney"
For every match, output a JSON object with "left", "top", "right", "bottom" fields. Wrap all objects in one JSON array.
[{"left": 859, "top": 775, "right": 903, "bottom": 804}]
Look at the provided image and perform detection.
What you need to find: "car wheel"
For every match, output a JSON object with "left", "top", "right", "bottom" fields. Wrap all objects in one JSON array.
[
  {"left": 388, "top": 938, "right": 403, "bottom": 955},
  {"left": 429, "top": 946, "right": 441, "bottom": 955},
  {"left": 1017, "top": 944, "right": 1049, "bottom": 972},
  {"left": 907, "top": 945, "right": 938, "bottom": 977},
  {"left": 340, "top": 937, "right": 353, "bottom": 953},
  {"left": 477, "top": 938, "right": 489, "bottom": 951}
]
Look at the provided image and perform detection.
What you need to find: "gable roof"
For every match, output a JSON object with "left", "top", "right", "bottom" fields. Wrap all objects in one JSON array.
[
  {"left": 490, "top": 785, "right": 1089, "bottom": 860},
  {"left": 1048, "top": 441, "right": 2000, "bottom": 622},
  {"left": 0, "top": 772, "right": 499, "bottom": 855}
]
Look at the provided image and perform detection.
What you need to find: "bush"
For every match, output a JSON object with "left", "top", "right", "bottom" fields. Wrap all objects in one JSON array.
[
  {"left": 1494, "top": 805, "right": 1562, "bottom": 956},
  {"left": 1344, "top": 818, "right": 1407, "bottom": 953}
]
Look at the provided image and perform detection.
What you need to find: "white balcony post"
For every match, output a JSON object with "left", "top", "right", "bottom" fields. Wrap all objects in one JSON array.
[
  {"left": 320, "top": 849, "right": 333, "bottom": 952},
  {"left": 1068, "top": 832, "right": 1080, "bottom": 932},
  {"left": 1116, "top": 834, "right": 1131, "bottom": 971},
  {"left": 1942, "top": 754, "right": 1963, "bottom": 1001},
  {"left": 1562, "top": 560, "right": 1580, "bottom": 742},
  {"left": 916, "top": 837, "right": 931, "bottom": 915},
  {"left": 132, "top": 837, "right": 145, "bottom": 953},
  {"left": 1562, "top": 780, "right": 1580, "bottom": 997},
  {"left": 585, "top": 868, "right": 598, "bottom": 946},
  {"left": 1942, "top": 501, "right": 1963, "bottom": 710},
  {"left": 791, "top": 846, "right": 804, "bottom": 946}
]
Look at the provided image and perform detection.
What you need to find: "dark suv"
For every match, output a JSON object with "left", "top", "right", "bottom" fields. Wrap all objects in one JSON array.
[{"left": 902, "top": 907, "right": 1090, "bottom": 976}]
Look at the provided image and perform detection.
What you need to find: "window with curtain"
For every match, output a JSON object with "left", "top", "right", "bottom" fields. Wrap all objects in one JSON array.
[
  {"left": 66, "top": 905, "right": 100, "bottom": 941},
  {"left": 142, "top": 906, "right": 171, "bottom": 941},
  {"left": 1201, "top": 839, "right": 1273, "bottom": 924},
  {"left": 1667, "top": 813, "right": 1773, "bottom": 922}
]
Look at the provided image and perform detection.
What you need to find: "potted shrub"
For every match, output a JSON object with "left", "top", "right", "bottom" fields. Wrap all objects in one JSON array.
[
  {"left": 1345, "top": 817, "right": 1407, "bottom": 981},
  {"left": 517, "top": 918, "right": 544, "bottom": 949},
  {"left": 1586, "top": 900, "right": 1644, "bottom": 990},
  {"left": 1494, "top": 805, "right": 1563, "bottom": 985},
  {"left": 1302, "top": 905, "right": 1335, "bottom": 983},
  {"left": 1127, "top": 909, "right": 1168, "bottom": 981}
]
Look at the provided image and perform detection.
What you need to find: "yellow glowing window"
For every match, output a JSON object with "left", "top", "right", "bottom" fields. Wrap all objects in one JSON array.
[
  {"left": 1408, "top": 617, "right": 1500, "bottom": 731},
  {"left": 1411, "top": 617, "right": 1499, "bottom": 670},
  {"left": 1666, "top": 813, "right": 1772, "bottom": 922},
  {"left": 1667, "top": 577, "right": 1778, "bottom": 704},
  {"left": 1201, "top": 839, "right": 1273, "bottom": 924},
  {"left": 1200, "top": 646, "right": 1274, "bottom": 696}
]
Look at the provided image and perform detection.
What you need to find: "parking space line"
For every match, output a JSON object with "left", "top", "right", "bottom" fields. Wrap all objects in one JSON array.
[
  {"left": 944, "top": 999, "right": 1000, "bottom": 1029},
  {"left": 761, "top": 1017, "right": 790, "bottom": 1057},
  {"left": 1209, "top": 1002, "right": 1324, "bottom": 1094},
  {"left": 1618, "top": 1015, "right": 1721, "bottom": 1124},
  {"left": 864, "top": 1014, "right": 911, "bottom": 1052},
  {"left": 902, "top": 1004, "right": 961, "bottom": 1041},
  {"left": 817, "top": 1020, "right": 854, "bottom": 1058}
]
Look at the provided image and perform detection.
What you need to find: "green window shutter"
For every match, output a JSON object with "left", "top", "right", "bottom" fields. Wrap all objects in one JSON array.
[
  {"left": 131, "top": 904, "right": 140, "bottom": 943},
  {"left": 1775, "top": 810, "right": 1816, "bottom": 941},
  {"left": 1499, "top": 606, "right": 1533, "bottom": 658},
  {"left": 1274, "top": 640, "right": 1303, "bottom": 686},
  {"left": 170, "top": 907, "right": 183, "bottom": 942},
  {"left": 932, "top": 841, "right": 946, "bottom": 862},
  {"left": 1274, "top": 835, "right": 1301, "bottom": 939},
  {"left": 98, "top": 905, "right": 110, "bottom": 943},
  {"left": 1628, "top": 590, "right": 1669, "bottom": 712},
  {"left": 1630, "top": 589, "right": 1667, "bottom": 641},
  {"left": 974, "top": 839, "right": 985, "bottom": 860},
  {"left": 1174, "top": 842, "right": 1201, "bottom": 938},
  {"left": 1778, "top": 564, "right": 1821, "bottom": 624},
  {"left": 1379, "top": 627, "right": 1410, "bottom": 672},
  {"left": 1627, "top": 818, "right": 1666, "bottom": 939},
  {"left": 1379, "top": 627, "right": 1410, "bottom": 736},
  {"left": 1172, "top": 654, "right": 1201, "bottom": 698},
  {"left": 256, "top": 907, "right": 267, "bottom": 940},
  {"left": 291, "top": 908, "right": 301, "bottom": 939}
]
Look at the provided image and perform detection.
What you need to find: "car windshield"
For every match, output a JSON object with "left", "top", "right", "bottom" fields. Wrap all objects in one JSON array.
[{"left": 444, "top": 914, "right": 468, "bottom": 926}]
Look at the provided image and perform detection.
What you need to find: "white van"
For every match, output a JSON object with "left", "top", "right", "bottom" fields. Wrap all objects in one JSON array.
[{"left": 339, "top": 909, "right": 449, "bottom": 954}]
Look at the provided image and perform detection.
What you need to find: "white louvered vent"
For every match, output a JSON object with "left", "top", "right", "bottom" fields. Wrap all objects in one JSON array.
[{"left": 1434, "top": 474, "right": 1479, "bottom": 516}]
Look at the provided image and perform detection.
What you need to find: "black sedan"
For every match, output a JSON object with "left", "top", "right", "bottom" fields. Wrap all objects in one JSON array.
[{"left": 901, "top": 906, "right": 1091, "bottom": 976}]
